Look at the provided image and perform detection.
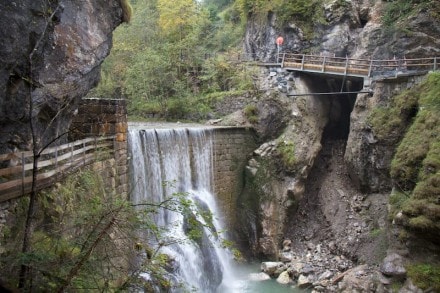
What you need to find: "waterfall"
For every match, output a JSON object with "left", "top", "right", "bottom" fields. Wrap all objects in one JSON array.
[{"left": 128, "top": 126, "right": 235, "bottom": 292}]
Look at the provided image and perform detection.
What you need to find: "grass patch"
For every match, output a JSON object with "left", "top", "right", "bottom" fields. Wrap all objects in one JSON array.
[
  {"left": 370, "top": 228, "right": 383, "bottom": 238},
  {"left": 406, "top": 263, "right": 440, "bottom": 291},
  {"left": 367, "top": 86, "right": 419, "bottom": 141},
  {"left": 384, "top": 73, "right": 440, "bottom": 237},
  {"left": 277, "top": 139, "right": 296, "bottom": 170},
  {"left": 382, "top": 0, "right": 440, "bottom": 28},
  {"left": 389, "top": 189, "right": 409, "bottom": 219},
  {"left": 244, "top": 104, "right": 258, "bottom": 124}
]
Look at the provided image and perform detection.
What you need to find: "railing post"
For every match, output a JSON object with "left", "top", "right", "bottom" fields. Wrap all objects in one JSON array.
[
  {"left": 434, "top": 57, "right": 437, "bottom": 71},
  {"left": 55, "top": 145, "right": 58, "bottom": 180},
  {"left": 83, "top": 141, "right": 86, "bottom": 166},
  {"left": 368, "top": 59, "right": 373, "bottom": 77},
  {"left": 301, "top": 54, "right": 305, "bottom": 70},
  {"left": 322, "top": 56, "right": 326, "bottom": 72},
  {"left": 281, "top": 53, "right": 285, "bottom": 68},
  {"left": 70, "top": 143, "right": 74, "bottom": 165},
  {"left": 344, "top": 56, "right": 349, "bottom": 75},
  {"left": 21, "top": 152, "right": 25, "bottom": 195}
]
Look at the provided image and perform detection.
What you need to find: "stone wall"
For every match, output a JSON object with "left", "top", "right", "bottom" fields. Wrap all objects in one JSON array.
[
  {"left": 212, "top": 127, "right": 257, "bottom": 233},
  {"left": 70, "top": 98, "right": 128, "bottom": 197}
]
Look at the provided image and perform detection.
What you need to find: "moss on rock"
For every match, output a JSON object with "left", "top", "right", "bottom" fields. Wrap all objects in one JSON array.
[{"left": 387, "top": 73, "right": 440, "bottom": 239}]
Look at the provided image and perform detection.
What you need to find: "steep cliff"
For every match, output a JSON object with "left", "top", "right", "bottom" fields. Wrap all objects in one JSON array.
[
  {"left": 0, "top": 0, "right": 125, "bottom": 154},
  {"left": 238, "top": 0, "right": 439, "bottom": 290}
]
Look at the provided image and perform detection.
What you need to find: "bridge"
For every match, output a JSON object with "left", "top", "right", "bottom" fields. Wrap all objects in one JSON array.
[{"left": 268, "top": 53, "right": 439, "bottom": 79}]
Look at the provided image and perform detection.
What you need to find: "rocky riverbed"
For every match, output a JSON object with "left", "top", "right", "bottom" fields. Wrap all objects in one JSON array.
[{"left": 251, "top": 140, "right": 425, "bottom": 292}]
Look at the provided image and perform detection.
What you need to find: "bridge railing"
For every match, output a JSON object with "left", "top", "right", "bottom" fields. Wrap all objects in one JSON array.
[
  {"left": 278, "top": 53, "right": 438, "bottom": 77},
  {"left": 0, "top": 136, "right": 115, "bottom": 202}
]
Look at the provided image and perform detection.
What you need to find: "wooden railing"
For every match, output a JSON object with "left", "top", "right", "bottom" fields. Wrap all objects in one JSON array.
[
  {"left": 0, "top": 136, "right": 115, "bottom": 202},
  {"left": 276, "top": 53, "right": 439, "bottom": 78}
]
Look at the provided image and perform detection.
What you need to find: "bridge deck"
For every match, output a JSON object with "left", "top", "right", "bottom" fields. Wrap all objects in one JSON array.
[{"left": 275, "top": 53, "right": 438, "bottom": 78}]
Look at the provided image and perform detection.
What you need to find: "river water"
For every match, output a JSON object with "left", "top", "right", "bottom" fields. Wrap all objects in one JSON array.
[{"left": 128, "top": 123, "right": 302, "bottom": 292}]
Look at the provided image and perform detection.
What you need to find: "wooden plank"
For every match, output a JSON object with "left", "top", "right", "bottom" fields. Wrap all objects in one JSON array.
[
  {"left": 0, "top": 141, "right": 112, "bottom": 178},
  {"left": 0, "top": 153, "right": 97, "bottom": 202},
  {"left": 0, "top": 150, "right": 33, "bottom": 161},
  {"left": 0, "top": 165, "right": 21, "bottom": 177}
]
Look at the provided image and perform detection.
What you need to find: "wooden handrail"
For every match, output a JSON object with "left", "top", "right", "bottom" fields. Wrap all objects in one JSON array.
[
  {"left": 0, "top": 136, "right": 115, "bottom": 202},
  {"left": 277, "top": 53, "right": 439, "bottom": 77}
]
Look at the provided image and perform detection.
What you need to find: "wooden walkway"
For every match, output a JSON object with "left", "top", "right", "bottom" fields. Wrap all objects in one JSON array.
[
  {"left": 274, "top": 53, "right": 439, "bottom": 78},
  {"left": 0, "top": 136, "right": 115, "bottom": 202}
]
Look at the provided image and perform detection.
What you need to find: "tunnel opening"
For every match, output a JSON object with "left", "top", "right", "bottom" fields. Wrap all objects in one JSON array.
[
  {"left": 321, "top": 93, "right": 356, "bottom": 141},
  {"left": 303, "top": 73, "right": 364, "bottom": 143}
]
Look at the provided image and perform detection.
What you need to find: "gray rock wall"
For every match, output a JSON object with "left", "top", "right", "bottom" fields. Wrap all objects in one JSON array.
[
  {"left": 0, "top": 0, "right": 124, "bottom": 154},
  {"left": 345, "top": 74, "right": 427, "bottom": 192}
]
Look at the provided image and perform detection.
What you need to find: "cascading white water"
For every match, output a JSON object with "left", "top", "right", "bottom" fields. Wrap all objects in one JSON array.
[{"left": 128, "top": 126, "right": 236, "bottom": 292}]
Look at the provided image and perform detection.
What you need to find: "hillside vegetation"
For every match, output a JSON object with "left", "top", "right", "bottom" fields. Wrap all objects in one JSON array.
[
  {"left": 89, "top": 0, "right": 255, "bottom": 121},
  {"left": 370, "top": 73, "right": 440, "bottom": 240}
]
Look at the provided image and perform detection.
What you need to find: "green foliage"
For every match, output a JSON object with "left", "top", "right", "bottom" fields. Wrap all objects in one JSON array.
[
  {"left": 382, "top": 0, "right": 439, "bottom": 28},
  {"left": 368, "top": 86, "right": 419, "bottom": 141},
  {"left": 243, "top": 104, "right": 258, "bottom": 123},
  {"left": 277, "top": 139, "right": 297, "bottom": 170},
  {"left": 200, "top": 54, "right": 255, "bottom": 93},
  {"left": 1, "top": 168, "right": 239, "bottom": 291},
  {"left": 370, "top": 228, "right": 383, "bottom": 238},
  {"left": 235, "top": 0, "right": 326, "bottom": 37},
  {"left": 406, "top": 263, "right": 440, "bottom": 291},
  {"left": 91, "top": 0, "right": 247, "bottom": 121},
  {"left": 383, "top": 73, "right": 440, "bottom": 236},
  {"left": 0, "top": 169, "right": 134, "bottom": 290},
  {"left": 388, "top": 189, "right": 409, "bottom": 219}
]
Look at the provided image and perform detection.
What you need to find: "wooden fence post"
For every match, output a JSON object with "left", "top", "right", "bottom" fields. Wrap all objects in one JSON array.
[
  {"left": 368, "top": 59, "right": 373, "bottom": 77},
  {"left": 21, "top": 152, "right": 25, "bottom": 195},
  {"left": 70, "top": 143, "right": 74, "bottom": 165},
  {"left": 83, "top": 141, "right": 86, "bottom": 166}
]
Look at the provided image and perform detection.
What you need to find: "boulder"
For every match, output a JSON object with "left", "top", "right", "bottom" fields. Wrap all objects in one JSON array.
[
  {"left": 297, "top": 274, "right": 312, "bottom": 289},
  {"left": 261, "top": 261, "right": 285, "bottom": 276},
  {"left": 276, "top": 271, "right": 292, "bottom": 285},
  {"left": 279, "top": 251, "right": 293, "bottom": 262},
  {"left": 380, "top": 253, "right": 407, "bottom": 281},
  {"left": 249, "top": 272, "right": 271, "bottom": 282}
]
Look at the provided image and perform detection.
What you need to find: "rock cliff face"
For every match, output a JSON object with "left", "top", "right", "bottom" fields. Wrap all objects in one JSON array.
[
  {"left": 240, "top": 0, "right": 439, "bottom": 259},
  {"left": 0, "top": 0, "right": 124, "bottom": 154},
  {"left": 244, "top": 0, "right": 440, "bottom": 60}
]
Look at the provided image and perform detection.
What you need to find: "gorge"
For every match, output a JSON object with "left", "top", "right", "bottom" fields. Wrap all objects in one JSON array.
[{"left": 0, "top": 0, "right": 439, "bottom": 291}]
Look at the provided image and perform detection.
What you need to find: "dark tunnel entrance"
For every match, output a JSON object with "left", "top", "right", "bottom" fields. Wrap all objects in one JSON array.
[
  {"left": 321, "top": 93, "right": 356, "bottom": 141},
  {"left": 301, "top": 73, "right": 364, "bottom": 142}
]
